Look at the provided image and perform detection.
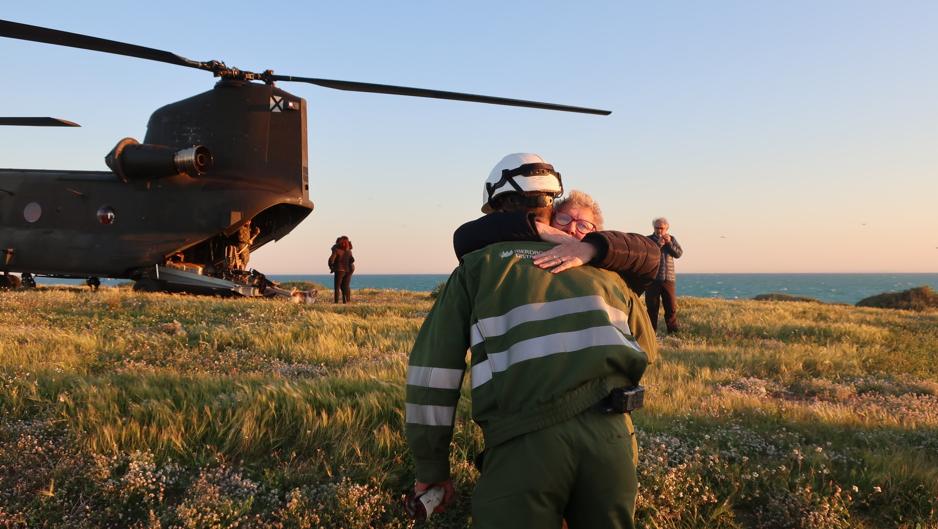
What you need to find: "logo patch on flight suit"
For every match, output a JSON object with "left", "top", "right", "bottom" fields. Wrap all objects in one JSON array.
[{"left": 499, "top": 248, "right": 539, "bottom": 259}]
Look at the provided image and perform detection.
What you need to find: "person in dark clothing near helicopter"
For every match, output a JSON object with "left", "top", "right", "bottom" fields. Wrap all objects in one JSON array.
[{"left": 328, "top": 236, "right": 355, "bottom": 303}]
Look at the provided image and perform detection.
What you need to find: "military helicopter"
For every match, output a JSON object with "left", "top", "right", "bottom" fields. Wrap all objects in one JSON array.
[{"left": 0, "top": 19, "right": 610, "bottom": 297}]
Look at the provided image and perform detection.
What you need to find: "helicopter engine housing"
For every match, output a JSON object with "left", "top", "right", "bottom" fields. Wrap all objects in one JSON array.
[{"left": 105, "top": 138, "right": 213, "bottom": 181}]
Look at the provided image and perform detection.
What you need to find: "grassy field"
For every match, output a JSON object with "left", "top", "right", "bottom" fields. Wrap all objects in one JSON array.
[{"left": 0, "top": 286, "right": 935, "bottom": 528}]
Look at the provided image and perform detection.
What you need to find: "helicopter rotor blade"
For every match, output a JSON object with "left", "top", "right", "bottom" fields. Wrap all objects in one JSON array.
[
  {"left": 0, "top": 117, "right": 80, "bottom": 127},
  {"left": 0, "top": 19, "right": 209, "bottom": 71},
  {"left": 1, "top": 19, "right": 610, "bottom": 115},
  {"left": 270, "top": 75, "right": 611, "bottom": 115}
]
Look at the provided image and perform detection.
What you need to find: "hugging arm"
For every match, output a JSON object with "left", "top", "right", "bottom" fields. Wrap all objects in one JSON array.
[
  {"left": 453, "top": 212, "right": 539, "bottom": 260},
  {"left": 453, "top": 212, "right": 661, "bottom": 292},
  {"left": 582, "top": 231, "right": 661, "bottom": 293}
]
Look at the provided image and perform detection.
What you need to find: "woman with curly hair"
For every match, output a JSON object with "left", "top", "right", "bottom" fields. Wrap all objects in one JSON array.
[{"left": 328, "top": 236, "right": 355, "bottom": 303}]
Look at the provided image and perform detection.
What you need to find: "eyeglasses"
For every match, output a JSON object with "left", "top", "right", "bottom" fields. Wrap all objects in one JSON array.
[{"left": 554, "top": 212, "right": 596, "bottom": 234}]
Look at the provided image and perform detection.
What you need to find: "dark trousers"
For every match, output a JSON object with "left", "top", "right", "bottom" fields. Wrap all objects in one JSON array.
[
  {"left": 645, "top": 280, "right": 678, "bottom": 332},
  {"left": 472, "top": 411, "right": 637, "bottom": 529},
  {"left": 334, "top": 271, "right": 352, "bottom": 303}
]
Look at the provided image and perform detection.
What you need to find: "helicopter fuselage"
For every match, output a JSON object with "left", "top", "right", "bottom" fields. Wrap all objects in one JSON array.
[
  {"left": 0, "top": 81, "right": 314, "bottom": 279},
  {"left": 0, "top": 17, "right": 610, "bottom": 288}
]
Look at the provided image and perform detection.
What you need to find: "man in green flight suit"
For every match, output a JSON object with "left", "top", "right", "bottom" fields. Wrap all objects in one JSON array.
[{"left": 404, "top": 153, "right": 657, "bottom": 528}]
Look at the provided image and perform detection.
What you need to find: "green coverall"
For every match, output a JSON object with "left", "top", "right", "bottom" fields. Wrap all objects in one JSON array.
[{"left": 405, "top": 241, "right": 656, "bottom": 528}]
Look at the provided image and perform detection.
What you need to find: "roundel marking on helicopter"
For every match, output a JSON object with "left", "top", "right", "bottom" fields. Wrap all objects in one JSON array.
[
  {"left": 97, "top": 206, "right": 117, "bottom": 225},
  {"left": 23, "top": 202, "right": 42, "bottom": 223}
]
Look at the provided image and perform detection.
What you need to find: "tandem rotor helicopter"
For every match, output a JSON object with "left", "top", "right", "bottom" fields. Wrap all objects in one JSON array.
[{"left": 0, "top": 19, "right": 610, "bottom": 297}]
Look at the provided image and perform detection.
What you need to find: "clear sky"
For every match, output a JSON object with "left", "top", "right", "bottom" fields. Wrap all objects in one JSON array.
[{"left": 2, "top": 1, "right": 936, "bottom": 273}]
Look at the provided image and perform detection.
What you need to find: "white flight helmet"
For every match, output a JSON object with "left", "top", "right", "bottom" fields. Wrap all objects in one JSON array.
[{"left": 481, "top": 153, "right": 563, "bottom": 213}]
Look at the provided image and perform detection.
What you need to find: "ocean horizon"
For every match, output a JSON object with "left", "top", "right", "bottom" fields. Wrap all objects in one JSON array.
[
  {"left": 270, "top": 273, "right": 938, "bottom": 305},
  {"left": 33, "top": 273, "right": 938, "bottom": 305}
]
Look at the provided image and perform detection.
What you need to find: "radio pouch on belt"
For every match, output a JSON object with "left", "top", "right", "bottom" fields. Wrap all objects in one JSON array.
[{"left": 598, "top": 385, "right": 645, "bottom": 414}]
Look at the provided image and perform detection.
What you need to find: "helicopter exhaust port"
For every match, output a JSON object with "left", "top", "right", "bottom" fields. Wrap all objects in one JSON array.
[
  {"left": 105, "top": 137, "right": 213, "bottom": 182},
  {"left": 173, "top": 146, "right": 213, "bottom": 175}
]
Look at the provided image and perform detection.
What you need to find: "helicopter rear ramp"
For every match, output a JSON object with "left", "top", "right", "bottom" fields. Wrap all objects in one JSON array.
[{"left": 136, "top": 265, "right": 259, "bottom": 297}]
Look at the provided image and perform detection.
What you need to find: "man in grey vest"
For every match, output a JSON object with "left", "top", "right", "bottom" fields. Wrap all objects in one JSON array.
[{"left": 646, "top": 217, "right": 683, "bottom": 333}]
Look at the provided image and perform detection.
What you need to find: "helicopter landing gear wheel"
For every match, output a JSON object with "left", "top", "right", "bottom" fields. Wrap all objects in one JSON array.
[
  {"left": 21, "top": 273, "right": 37, "bottom": 288},
  {"left": 133, "top": 278, "right": 166, "bottom": 293},
  {"left": 86, "top": 277, "right": 101, "bottom": 291},
  {"left": 0, "top": 273, "right": 22, "bottom": 289}
]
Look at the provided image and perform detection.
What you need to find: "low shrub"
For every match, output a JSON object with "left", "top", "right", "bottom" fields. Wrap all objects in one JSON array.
[
  {"left": 428, "top": 281, "right": 447, "bottom": 299},
  {"left": 753, "top": 293, "right": 822, "bottom": 303},
  {"left": 856, "top": 286, "right": 938, "bottom": 311}
]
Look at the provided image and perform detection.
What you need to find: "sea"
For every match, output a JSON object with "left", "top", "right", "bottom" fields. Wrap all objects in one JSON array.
[
  {"left": 275, "top": 273, "right": 938, "bottom": 305},
  {"left": 34, "top": 273, "right": 938, "bottom": 305}
]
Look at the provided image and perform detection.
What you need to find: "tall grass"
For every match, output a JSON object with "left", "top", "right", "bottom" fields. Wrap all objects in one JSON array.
[{"left": 0, "top": 288, "right": 935, "bottom": 528}]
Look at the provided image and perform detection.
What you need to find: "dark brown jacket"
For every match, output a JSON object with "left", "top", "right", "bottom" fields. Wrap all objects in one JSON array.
[
  {"left": 453, "top": 212, "right": 660, "bottom": 293},
  {"left": 328, "top": 246, "right": 355, "bottom": 273}
]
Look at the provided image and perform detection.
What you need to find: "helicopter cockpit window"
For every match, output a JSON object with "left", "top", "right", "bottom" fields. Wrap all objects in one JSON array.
[
  {"left": 23, "top": 202, "right": 42, "bottom": 223},
  {"left": 97, "top": 206, "right": 117, "bottom": 225}
]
